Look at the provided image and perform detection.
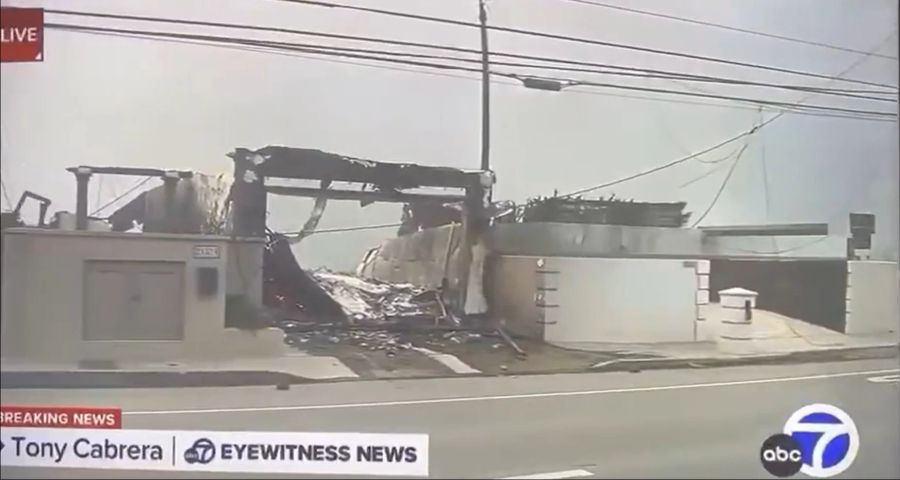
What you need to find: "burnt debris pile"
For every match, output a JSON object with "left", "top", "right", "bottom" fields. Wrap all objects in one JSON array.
[{"left": 264, "top": 233, "right": 453, "bottom": 331}]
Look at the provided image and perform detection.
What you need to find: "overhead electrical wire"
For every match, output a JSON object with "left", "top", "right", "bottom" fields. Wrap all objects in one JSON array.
[
  {"left": 678, "top": 160, "right": 734, "bottom": 189},
  {"left": 90, "top": 176, "right": 153, "bottom": 216},
  {"left": 46, "top": 23, "right": 898, "bottom": 121},
  {"left": 275, "top": 0, "right": 898, "bottom": 89},
  {"left": 529, "top": 74, "right": 896, "bottom": 117},
  {"left": 184, "top": 41, "right": 893, "bottom": 102},
  {"left": 43, "top": 8, "right": 899, "bottom": 99},
  {"left": 734, "top": 235, "right": 831, "bottom": 255},
  {"left": 549, "top": 30, "right": 899, "bottom": 199},
  {"left": 56, "top": 27, "right": 894, "bottom": 123},
  {"left": 559, "top": 0, "right": 899, "bottom": 61},
  {"left": 279, "top": 222, "right": 403, "bottom": 235},
  {"left": 0, "top": 178, "right": 12, "bottom": 210},
  {"left": 560, "top": 118, "right": 770, "bottom": 198},
  {"left": 689, "top": 140, "right": 752, "bottom": 227}
]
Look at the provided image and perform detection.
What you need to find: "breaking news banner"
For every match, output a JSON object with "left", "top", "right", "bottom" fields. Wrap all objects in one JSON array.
[
  {"left": 0, "top": 427, "right": 430, "bottom": 477},
  {"left": 0, "top": 405, "right": 122, "bottom": 429}
]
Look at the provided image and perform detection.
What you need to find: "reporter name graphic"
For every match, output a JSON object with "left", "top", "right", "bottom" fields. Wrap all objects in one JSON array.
[
  {"left": 1, "top": 427, "right": 429, "bottom": 477},
  {"left": 760, "top": 404, "right": 860, "bottom": 478}
]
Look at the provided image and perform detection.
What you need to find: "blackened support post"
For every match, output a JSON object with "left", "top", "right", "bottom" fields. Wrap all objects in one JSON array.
[
  {"left": 74, "top": 170, "right": 91, "bottom": 230},
  {"left": 163, "top": 174, "right": 179, "bottom": 233},
  {"left": 229, "top": 151, "right": 268, "bottom": 237}
]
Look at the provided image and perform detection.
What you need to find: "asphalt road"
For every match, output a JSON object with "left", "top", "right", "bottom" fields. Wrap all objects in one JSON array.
[{"left": 2, "top": 358, "right": 899, "bottom": 479}]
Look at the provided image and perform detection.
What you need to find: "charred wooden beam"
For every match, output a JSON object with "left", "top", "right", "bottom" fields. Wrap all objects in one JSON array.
[
  {"left": 266, "top": 185, "right": 466, "bottom": 204},
  {"left": 66, "top": 166, "right": 193, "bottom": 178},
  {"left": 231, "top": 147, "right": 484, "bottom": 190}
]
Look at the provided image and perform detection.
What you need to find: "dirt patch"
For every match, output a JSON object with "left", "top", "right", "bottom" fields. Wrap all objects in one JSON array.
[
  {"left": 285, "top": 327, "right": 652, "bottom": 378},
  {"left": 424, "top": 337, "right": 619, "bottom": 375}
]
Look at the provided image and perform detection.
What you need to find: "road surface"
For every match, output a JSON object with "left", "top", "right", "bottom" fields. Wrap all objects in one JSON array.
[{"left": 2, "top": 358, "right": 898, "bottom": 478}]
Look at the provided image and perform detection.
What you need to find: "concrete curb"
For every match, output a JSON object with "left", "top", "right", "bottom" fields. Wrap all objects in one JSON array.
[
  {"left": 0, "top": 370, "right": 309, "bottom": 389},
  {"left": 588, "top": 344, "right": 899, "bottom": 372},
  {"left": 2, "top": 345, "right": 896, "bottom": 389}
]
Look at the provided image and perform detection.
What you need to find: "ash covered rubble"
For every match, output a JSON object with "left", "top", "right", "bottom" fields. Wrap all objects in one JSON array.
[
  {"left": 264, "top": 232, "right": 488, "bottom": 354},
  {"left": 311, "top": 271, "right": 444, "bottom": 325}
]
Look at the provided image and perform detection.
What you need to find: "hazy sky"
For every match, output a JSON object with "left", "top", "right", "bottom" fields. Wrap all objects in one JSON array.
[{"left": 1, "top": 0, "right": 897, "bottom": 270}]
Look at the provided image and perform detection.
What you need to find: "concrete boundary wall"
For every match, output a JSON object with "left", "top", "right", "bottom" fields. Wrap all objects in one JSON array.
[
  {"left": 845, "top": 261, "right": 900, "bottom": 337},
  {"left": 486, "top": 223, "right": 847, "bottom": 260},
  {"left": 1, "top": 229, "right": 283, "bottom": 364},
  {"left": 485, "top": 255, "right": 703, "bottom": 343},
  {"left": 541, "top": 256, "right": 699, "bottom": 344}
]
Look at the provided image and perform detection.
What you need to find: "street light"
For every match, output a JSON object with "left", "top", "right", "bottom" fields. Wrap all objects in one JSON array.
[{"left": 516, "top": 76, "right": 581, "bottom": 92}]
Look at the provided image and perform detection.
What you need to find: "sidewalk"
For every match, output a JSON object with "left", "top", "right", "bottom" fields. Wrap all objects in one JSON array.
[
  {"left": 554, "top": 306, "right": 898, "bottom": 371},
  {"left": 2, "top": 309, "right": 896, "bottom": 388}
]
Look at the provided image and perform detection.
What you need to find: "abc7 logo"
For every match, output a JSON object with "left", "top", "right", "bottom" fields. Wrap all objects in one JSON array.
[
  {"left": 760, "top": 434, "right": 803, "bottom": 477},
  {"left": 761, "top": 404, "right": 859, "bottom": 478},
  {"left": 184, "top": 438, "right": 215, "bottom": 465}
]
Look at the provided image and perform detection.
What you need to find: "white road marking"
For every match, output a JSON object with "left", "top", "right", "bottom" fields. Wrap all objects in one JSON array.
[
  {"left": 867, "top": 374, "right": 900, "bottom": 383},
  {"left": 501, "top": 469, "right": 594, "bottom": 479},
  {"left": 124, "top": 367, "right": 899, "bottom": 416},
  {"left": 412, "top": 347, "right": 481, "bottom": 374}
]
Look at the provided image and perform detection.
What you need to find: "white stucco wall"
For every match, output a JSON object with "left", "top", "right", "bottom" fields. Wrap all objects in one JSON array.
[
  {"left": 845, "top": 260, "right": 900, "bottom": 337},
  {"left": 542, "top": 257, "right": 699, "bottom": 344},
  {"left": 1, "top": 229, "right": 282, "bottom": 364}
]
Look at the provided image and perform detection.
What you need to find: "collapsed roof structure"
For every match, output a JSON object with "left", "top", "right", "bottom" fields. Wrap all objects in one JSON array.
[{"left": 227, "top": 146, "right": 495, "bottom": 314}]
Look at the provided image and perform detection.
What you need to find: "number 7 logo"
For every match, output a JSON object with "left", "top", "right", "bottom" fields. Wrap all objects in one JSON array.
[{"left": 783, "top": 404, "right": 859, "bottom": 478}]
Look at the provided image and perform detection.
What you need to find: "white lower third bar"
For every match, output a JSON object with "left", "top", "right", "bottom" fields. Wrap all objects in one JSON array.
[{"left": 502, "top": 469, "right": 594, "bottom": 479}]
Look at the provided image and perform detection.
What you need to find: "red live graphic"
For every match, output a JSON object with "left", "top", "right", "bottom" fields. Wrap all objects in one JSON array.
[
  {"left": 0, "top": 7, "right": 44, "bottom": 63},
  {"left": 0, "top": 405, "right": 122, "bottom": 429}
]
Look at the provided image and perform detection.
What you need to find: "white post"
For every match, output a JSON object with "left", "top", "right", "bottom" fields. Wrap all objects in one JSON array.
[{"left": 717, "top": 287, "right": 758, "bottom": 354}]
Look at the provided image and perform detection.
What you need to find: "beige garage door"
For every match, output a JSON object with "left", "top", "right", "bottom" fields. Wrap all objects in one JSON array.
[{"left": 83, "top": 260, "right": 185, "bottom": 341}]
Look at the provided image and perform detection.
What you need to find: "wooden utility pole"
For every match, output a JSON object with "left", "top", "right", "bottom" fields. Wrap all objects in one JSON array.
[{"left": 479, "top": 0, "right": 490, "bottom": 172}]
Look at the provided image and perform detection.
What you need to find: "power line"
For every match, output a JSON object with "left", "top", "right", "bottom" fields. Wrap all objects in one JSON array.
[
  {"left": 66, "top": 27, "right": 896, "bottom": 123},
  {"left": 757, "top": 108, "right": 775, "bottom": 251},
  {"left": 695, "top": 145, "right": 744, "bottom": 164},
  {"left": 308, "top": 45, "right": 894, "bottom": 102},
  {"left": 678, "top": 160, "right": 734, "bottom": 189},
  {"left": 734, "top": 235, "right": 831, "bottom": 255},
  {"left": 278, "top": 222, "right": 403, "bottom": 235},
  {"left": 90, "top": 176, "right": 153, "bottom": 216},
  {"left": 677, "top": 146, "right": 746, "bottom": 189},
  {"left": 43, "top": 8, "right": 898, "bottom": 98},
  {"left": 95, "top": 175, "right": 104, "bottom": 208},
  {"left": 562, "top": 87, "right": 893, "bottom": 122},
  {"left": 0, "top": 178, "right": 12, "bottom": 210},
  {"left": 560, "top": 0, "right": 899, "bottom": 61},
  {"left": 48, "top": 24, "right": 893, "bottom": 122},
  {"left": 0, "top": 122, "right": 16, "bottom": 210},
  {"left": 690, "top": 140, "right": 751, "bottom": 227},
  {"left": 64, "top": 26, "right": 898, "bottom": 124},
  {"left": 47, "top": 23, "right": 898, "bottom": 120},
  {"left": 560, "top": 119, "right": 769, "bottom": 198},
  {"left": 276, "top": 0, "right": 898, "bottom": 89},
  {"left": 559, "top": 35, "right": 896, "bottom": 197},
  {"left": 543, "top": 75, "right": 896, "bottom": 117},
  {"left": 559, "top": 30, "right": 896, "bottom": 200}
]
